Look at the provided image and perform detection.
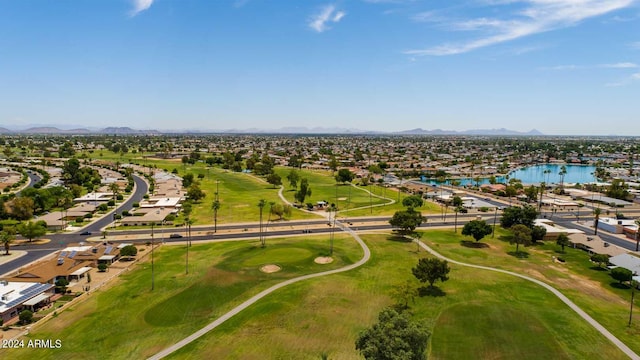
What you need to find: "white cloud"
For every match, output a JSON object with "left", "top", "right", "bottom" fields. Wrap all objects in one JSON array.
[
  {"left": 130, "top": 0, "right": 154, "bottom": 17},
  {"left": 309, "top": 5, "right": 346, "bottom": 33},
  {"left": 631, "top": 41, "right": 640, "bottom": 49},
  {"left": 633, "top": 73, "right": 640, "bottom": 80},
  {"left": 544, "top": 64, "right": 581, "bottom": 70},
  {"left": 406, "top": 0, "right": 636, "bottom": 56},
  {"left": 600, "top": 62, "right": 638, "bottom": 68}
]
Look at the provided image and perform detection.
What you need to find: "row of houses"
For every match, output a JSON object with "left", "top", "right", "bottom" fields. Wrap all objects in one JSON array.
[{"left": 0, "top": 242, "right": 129, "bottom": 324}]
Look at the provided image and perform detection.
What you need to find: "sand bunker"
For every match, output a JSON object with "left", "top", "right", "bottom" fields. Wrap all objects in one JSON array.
[
  {"left": 314, "top": 256, "right": 334, "bottom": 264},
  {"left": 260, "top": 264, "right": 281, "bottom": 273}
]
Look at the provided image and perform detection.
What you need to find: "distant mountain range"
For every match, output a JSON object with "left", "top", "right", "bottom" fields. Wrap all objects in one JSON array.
[
  {"left": 0, "top": 125, "right": 544, "bottom": 136},
  {"left": 0, "top": 126, "right": 159, "bottom": 135},
  {"left": 394, "top": 128, "right": 544, "bottom": 136}
]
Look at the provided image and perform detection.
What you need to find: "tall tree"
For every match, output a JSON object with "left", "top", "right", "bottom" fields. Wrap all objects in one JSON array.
[
  {"left": 452, "top": 196, "right": 463, "bottom": 232},
  {"left": 17, "top": 221, "right": 46, "bottom": 242},
  {"left": 500, "top": 205, "right": 538, "bottom": 229},
  {"left": 294, "top": 178, "right": 312, "bottom": 204},
  {"left": 266, "top": 173, "right": 282, "bottom": 188},
  {"left": 412, "top": 257, "right": 450, "bottom": 288},
  {"left": 9, "top": 197, "right": 35, "bottom": 220},
  {"left": 559, "top": 165, "right": 567, "bottom": 193},
  {"left": 461, "top": 219, "right": 493, "bottom": 242},
  {"left": 402, "top": 195, "right": 424, "bottom": 210},
  {"left": 187, "top": 183, "right": 206, "bottom": 202},
  {"left": 335, "top": 168, "right": 355, "bottom": 184},
  {"left": 611, "top": 267, "right": 633, "bottom": 285},
  {"left": 389, "top": 208, "right": 424, "bottom": 236},
  {"left": 286, "top": 169, "right": 300, "bottom": 189},
  {"left": 593, "top": 207, "right": 602, "bottom": 235},
  {"left": 556, "top": 233, "right": 570, "bottom": 252},
  {"left": 211, "top": 199, "right": 220, "bottom": 233},
  {"left": 355, "top": 307, "right": 430, "bottom": 360},
  {"left": 509, "top": 224, "right": 532, "bottom": 254},
  {"left": 258, "top": 199, "right": 266, "bottom": 247},
  {"left": 1, "top": 229, "right": 15, "bottom": 255},
  {"left": 108, "top": 182, "right": 120, "bottom": 203}
]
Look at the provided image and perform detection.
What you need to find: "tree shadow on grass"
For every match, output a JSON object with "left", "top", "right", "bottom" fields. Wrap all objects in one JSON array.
[
  {"left": 418, "top": 286, "right": 446, "bottom": 297},
  {"left": 387, "top": 235, "right": 412, "bottom": 243},
  {"left": 460, "top": 240, "right": 489, "bottom": 249},
  {"left": 590, "top": 266, "right": 608, "bottom": 271},
  {"left": 507, "top": 251, "right": 530, "bottom": 259},
  {"left": 497, "top": 235, "right": 512, "bottom": 243},
  {"left": 610, "top": 282, "right": 631, "bottom": 290},
  {"left": 554, "top": 250, "right": 567, "bottom": 255}
]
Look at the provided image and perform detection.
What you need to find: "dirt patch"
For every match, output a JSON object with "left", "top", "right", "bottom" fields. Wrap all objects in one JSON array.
[
  {"left": 551, "top": 266, "right": 626, "bottom": 305},
  {"left": 314, "top": 256, "right": 334, "bottom": 264},
  {"left": 205, "top": 267, "right": 245, "bottom": 286},
  {"left": 524, "top": 264, "right": 626, "bottom": 306},
  {"left": 260, "top": 264, "right": 281, "bottom": 273},
  {"left": 15, "top": 238, "right": 50, "bottom": 245}
]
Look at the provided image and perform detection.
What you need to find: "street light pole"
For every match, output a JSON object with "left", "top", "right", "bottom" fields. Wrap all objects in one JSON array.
[
  {"left": 185, "top": 220, "right": 189, "bottom": 275},
  {"left": 151, "top": 222, "right": 155, "bottom": 291},
  {"left": 630, "top": 277, "right": 637, "bottom": 327},
  {"left": 492, "top": 207, "right": 498, "bottom": 238}
]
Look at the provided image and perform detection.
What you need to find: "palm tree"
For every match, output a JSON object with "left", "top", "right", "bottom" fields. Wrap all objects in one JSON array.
[
  {"left": 211, "top": 199, "right": 220, "bottom": 233},
  {"left": 559, "top": 165, "right": 567, "bottom": 193},
  {"left": 108, "top": 183, "right": 120, "bottom": 204},
  {"left": 329, "top": 203, "right": 338, "bottom": 255},
  {"left": 452, "top": 196, "right": 463, "bottom": 233},
  {"left": 538, "top": 181, "right": 546, "bottom": 212},
  {"left": 1, "top": 230, "right": 15, "bottom": 255},
  {"left": 258, "top": 199, "right": 266, "bottom": 247},
  {"left": 593, "top": 208, "right": 602, "bottom": 235},
  {"left": 635, "top": 218, "right": 640, "bottom": 252}
]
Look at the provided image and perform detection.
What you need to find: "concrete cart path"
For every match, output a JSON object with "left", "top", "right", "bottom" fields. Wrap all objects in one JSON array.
[
  {"left": 416, "top": 239, "right": 640, "bottom": 360},
  {"left": 148, "top": 222, "right": 370, "bottom": 360}
]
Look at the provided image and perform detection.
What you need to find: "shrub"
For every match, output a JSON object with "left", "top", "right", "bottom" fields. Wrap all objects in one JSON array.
[
  {"left": 98, "top": 263, "right": 108, "bottom": 272},
  {"left": 19, "top": 310, "right": 33, "bottom": 325},
  {"left": 611, "top": 267, "right": 633, "bottom": 284}
]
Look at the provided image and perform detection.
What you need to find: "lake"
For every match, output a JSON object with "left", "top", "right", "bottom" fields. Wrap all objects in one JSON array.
[{"left": 421, "top": 164, "right": 597, "bottom": 186}]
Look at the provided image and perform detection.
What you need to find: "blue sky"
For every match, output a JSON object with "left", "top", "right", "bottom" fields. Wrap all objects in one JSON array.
[{"left": 0, "top": 0, "right": 639, "bottom": 135}]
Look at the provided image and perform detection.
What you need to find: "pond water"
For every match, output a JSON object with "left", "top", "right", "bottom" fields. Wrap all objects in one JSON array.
[{"left": 421, "top": 164, "right": 597, "bottom": 186}]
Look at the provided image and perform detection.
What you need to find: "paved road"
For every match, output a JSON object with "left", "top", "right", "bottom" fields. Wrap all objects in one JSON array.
[
  {"left": 417, "top": 239, "right": 640, "bottom": 360},
  {"left": 0, "top": 174, "right": 149, "bottom": 276},
  {"left": 148, "top": 220, "right": 372, "bottom": 360}
]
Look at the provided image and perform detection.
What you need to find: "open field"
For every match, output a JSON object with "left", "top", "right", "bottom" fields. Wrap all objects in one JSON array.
[
  {"left": 165, "top": 232, "right": 627, "bottom": 359},
  {"left": 422, "top": 228, "right": 640, "bottom": 354},
  {"left": 274, "top": 167, "right": 441, "bottom": 216},
  {"left": 4, "top": 235, "right": 360, "bottom": 359},
  {"left": 6, "top": 228, "right": 632, "bottom": 359}
]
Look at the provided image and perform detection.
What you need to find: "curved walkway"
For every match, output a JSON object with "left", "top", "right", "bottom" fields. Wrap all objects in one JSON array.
[
  {"left": 416, "top": 239, "right": 640, "bottom": 360},
  {"left": 148, "top": 221, "right": 371, "bottom": 359}
]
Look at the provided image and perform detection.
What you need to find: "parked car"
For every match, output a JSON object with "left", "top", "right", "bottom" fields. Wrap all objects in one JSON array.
[{"left": 169, "top": 233, "right": 183, "bottom": 239}]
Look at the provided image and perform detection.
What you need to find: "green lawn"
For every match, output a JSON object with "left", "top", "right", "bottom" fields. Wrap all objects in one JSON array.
[
  {"left": 274, "top": 167, "right": 441, "bottom": 216},
  {"left": 166, "top": 233, "right": 627, "bottom": 359},
  {"left": 6, "top": 235, "right": 360, "bottom": 360},
  {"left": 6, "top": 230, "right": 631, "bottom": 359},
  {"left": 422, "top": 227, "right": 640, "bottom": 355},
  {"left": 431, "top": 302, "right": 570, "bottom": 359}
]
